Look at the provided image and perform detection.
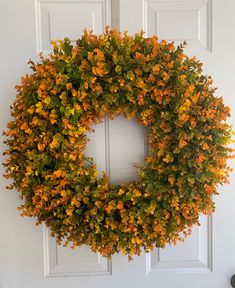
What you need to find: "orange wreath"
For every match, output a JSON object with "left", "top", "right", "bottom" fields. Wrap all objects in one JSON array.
[{"left": 3, "top": 29, "right": 233, "bottom": 259}]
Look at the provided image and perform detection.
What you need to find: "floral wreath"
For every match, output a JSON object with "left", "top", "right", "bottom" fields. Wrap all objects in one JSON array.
[{"left": 3, "top": 28, "right": 233, "bottom": 260}]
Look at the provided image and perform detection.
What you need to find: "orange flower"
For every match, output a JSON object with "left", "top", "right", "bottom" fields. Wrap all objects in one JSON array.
[
  {"left": 117, "top": 201, "right": 124, "bottom": 210},
  {"left": 179, "top": 114, "right": 190, "bottom": 122},
  {"left": 153, "top": 64, "right": 160, "bottom": 73},
  {"left": 37, "top": 143, "right": 45, "bottom": 152},
  {"left": 179, "top": 139, "right": 188, "bottom": 148}
]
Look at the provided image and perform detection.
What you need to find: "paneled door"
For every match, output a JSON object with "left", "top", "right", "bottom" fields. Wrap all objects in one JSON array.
[{"left": 0, "top": 0, "right": 235, "bottom": 287}]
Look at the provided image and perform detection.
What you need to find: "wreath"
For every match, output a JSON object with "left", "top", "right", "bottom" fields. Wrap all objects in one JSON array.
[{"left": 3, "top": 29, "right": 233, "bottom": 260}]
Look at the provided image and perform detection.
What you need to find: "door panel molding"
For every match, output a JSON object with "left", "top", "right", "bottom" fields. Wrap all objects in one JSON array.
[
  {"left": 35, "top": 0, "right": 111, "bottom": 53},
  {"left": 43, "top": 226, "right": 112, "bottom": 277},
  {"left": 146, "top": 216, "right": 212, "bottom": 274},
  {"left": 143, "top": 0, "right": 212, "bottom": 52}
]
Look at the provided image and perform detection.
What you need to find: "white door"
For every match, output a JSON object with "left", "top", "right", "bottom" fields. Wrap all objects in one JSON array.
[{"left": 1, "top": 0, "right": 235, "bottom": 287}]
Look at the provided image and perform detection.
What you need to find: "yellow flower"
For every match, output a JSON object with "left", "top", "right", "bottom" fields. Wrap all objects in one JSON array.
[
  {"left": 163, "top": 154, "right": 174, "bottom": 163},
  {"left": 202, "top": 143, "right": 209, "bottom": 150},
  {"left": 168, "top": 176, "right": 175, "bottom": 185}
]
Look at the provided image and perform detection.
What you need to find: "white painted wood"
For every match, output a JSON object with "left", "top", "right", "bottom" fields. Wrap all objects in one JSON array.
[
  {"left": 1, "top": 0, "right": 235, "bottom": 287},
  {"left": 143, "top": 0, "right": 212, "bottom": 51},
  {"left": 146, "top": 216, "right": 212, "bottom": 274},
  {"left": 119, "top": 0, "right": 235, "bottom": 287},
  {"left": 108, "top": 116, "right": 146, "bottom": 184},
  {"left": 43, "top": 226, "right": 111, "bottom": 277},
  {"left": 36, "top": 0, "right": 111, "bottom": 53}
]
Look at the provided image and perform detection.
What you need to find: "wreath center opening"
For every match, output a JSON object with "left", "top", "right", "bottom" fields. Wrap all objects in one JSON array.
[{"left": 86, "top": 115, "right": 146, "bottom": 185}]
